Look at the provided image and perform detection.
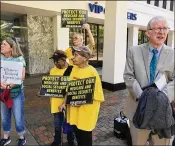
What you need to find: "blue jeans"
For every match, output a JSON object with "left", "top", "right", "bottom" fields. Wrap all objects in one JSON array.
[
  {"left": 1, "top": 89, "right": 25, "bottom": 136},
  {"left": 53, "top": 112, "right": 75, "bottom": 146}
]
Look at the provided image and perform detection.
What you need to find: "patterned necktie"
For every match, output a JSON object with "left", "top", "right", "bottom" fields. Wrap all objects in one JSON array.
[{"left": 150, "top": 49, "right": 158, "bottom": 84}]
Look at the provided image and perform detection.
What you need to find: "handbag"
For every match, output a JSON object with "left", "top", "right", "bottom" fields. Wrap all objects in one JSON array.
[
  {"left": 10, "top": 85, "right": 22, "bottom": 99},
  {"left": 62, "top": 109, "right": 73, "bottom": 134},
  {"left": 114, "top": 111, "right": 132, "bottom": 146},
  {"left": 0, "top": 88, "right": 13, "bottom": 108}
]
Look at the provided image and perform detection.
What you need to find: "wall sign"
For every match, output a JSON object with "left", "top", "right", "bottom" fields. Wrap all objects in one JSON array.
[
  {"left": 88, "top": 2, "right": 137, "bottom": 20},
  {"left": 61, "top": 9, "right": 88, "bottom": 28}
]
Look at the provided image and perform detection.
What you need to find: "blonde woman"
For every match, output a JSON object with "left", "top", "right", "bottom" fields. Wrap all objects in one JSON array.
[{"left": 0, "top": 37, "right": 26, "bottom": 146}]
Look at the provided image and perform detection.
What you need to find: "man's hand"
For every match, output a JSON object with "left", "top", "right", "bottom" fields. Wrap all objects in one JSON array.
[{"left": 82, "top": 24, "right": 90, "bottom": 31}]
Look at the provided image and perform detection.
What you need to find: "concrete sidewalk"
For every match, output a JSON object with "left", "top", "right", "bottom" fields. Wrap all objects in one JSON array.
[
  {"left": 1, "top": 118, "right": 39, "bottom": 145},
  {"left": 22, "top": 76, "right": 128, "bottom": 145}
]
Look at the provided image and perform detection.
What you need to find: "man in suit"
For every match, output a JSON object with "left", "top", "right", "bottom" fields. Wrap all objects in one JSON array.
[{"left": 123, "top": 16, "right": 174, "bottom": 145}]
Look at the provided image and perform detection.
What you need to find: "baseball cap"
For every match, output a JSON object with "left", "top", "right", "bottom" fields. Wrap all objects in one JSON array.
[
  {"left": 72, "top": 46, "right": 92, "bottom": 59},
  {"left": 49, "top": 50, "right": 67, "bottom": 60}
]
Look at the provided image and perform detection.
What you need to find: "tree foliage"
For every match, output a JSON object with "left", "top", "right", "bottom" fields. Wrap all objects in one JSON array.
[{"left": 0, "top": 20, "right": 13, "bottom": 42}]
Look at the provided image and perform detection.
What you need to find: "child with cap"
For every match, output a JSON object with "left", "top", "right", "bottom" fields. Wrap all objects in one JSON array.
[
  {"left": 49, "top": 50, "right": 75, "bottom": 146},
  {"left": 60, "top": 46, "right": 104, "bottom": 146}
]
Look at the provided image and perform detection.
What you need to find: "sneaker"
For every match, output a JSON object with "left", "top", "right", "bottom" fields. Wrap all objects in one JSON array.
[
  {"left": 17, "top": 137, "right": 26, "bottom": 146},
  {"left": 0, "top": 137, "right": 11, "bottom": 146}
]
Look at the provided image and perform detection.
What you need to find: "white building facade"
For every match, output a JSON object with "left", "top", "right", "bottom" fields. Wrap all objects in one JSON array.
[{"left": 1, "top": 1, "right": 174, "bottom": 90}]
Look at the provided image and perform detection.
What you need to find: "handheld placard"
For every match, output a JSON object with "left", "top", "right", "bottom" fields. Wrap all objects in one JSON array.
[
  {"left": 66, "top": 77, "right": 96, "bottom": 105},
  {"left": 39, "top": 75, "right": 69, "bottom": 97}
]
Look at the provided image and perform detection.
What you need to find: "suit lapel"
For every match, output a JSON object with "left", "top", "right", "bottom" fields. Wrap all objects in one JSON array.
[
  {"left": 142, "top": 43, "right": 149, "bottom": 82},
  {"left": 155, "top": 45, "right": 169, "bottom": 78}
]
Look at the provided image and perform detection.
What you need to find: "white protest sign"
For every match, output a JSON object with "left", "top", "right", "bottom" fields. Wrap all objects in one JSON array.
[{"left": 1, "top": 61, "right": 23, "bottom": 84}]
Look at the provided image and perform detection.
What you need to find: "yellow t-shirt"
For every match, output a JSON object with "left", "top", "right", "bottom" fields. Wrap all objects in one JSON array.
[
  {"left": 66, "top": 65, "right": 104, "bottom": 131},
  {"left": 65, "top": 47, "right": 74, "bottom": 66},
  {"left": 64, "top": 44, "right": 94, "bottom": 66},
  {"left": 50, "top": 66, "right": 67, "bottom": 113}
]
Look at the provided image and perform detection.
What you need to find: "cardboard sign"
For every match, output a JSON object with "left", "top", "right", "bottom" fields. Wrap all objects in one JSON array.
[
  {"left": 1, "top": 61, "right": 23, "bottom": 84},
  {"left": 66, "top": 77, "right": 96, "bottom": 105},
  {"left": 40, "top": 76, "right": 69, "bottom": 97},
  {"left": 61, "top": 9, "right": 88, "bottom": 28}
]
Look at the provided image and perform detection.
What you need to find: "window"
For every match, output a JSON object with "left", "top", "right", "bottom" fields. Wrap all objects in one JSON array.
[
  {"left": 138, "top": 30, "right": 149, "bottom": 45},
  {"left": 147, "top": 0, "right": 151, "bottom": 4},
  {"left": 163, "top": 0, "right": 167, "bottom": 9},
  {"left": 170, "top": 0, "right": 174, "bottom": 11},
  {"left": 154, "top": 0, "right": 159, "bottom": 7}
]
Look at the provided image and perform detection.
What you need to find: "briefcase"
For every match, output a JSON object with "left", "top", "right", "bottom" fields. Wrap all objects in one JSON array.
[{"left": 114, "top": 111, "right": 132, "bottom": 146}]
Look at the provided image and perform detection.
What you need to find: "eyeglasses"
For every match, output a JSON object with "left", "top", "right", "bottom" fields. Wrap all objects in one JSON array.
[
  {"left": 149, "top": 27, "right": 170, "bottom": 33},
  {"left": 72, "top": 37, "right": 79, "bottom": 41}
]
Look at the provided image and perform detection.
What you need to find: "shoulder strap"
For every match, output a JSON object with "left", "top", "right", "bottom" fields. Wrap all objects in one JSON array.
[{"left": 63, "top": 66, "right": 73, "bottom": 76}]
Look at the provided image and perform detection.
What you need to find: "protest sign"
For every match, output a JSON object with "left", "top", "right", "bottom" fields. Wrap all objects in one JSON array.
[
  {"left": 1, "top": 61, "right": 23, "bottom": 84},
  {"left": 66, "top": 77, "right": 96, "bottom": 105},
  {"left": 61, "top": 9, "right": 88, "bottom": 28},
  {"left": 40, "top": 76, "right": 69, "bottom": 97}
]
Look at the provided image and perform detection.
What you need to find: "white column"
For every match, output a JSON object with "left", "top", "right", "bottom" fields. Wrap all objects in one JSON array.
[
  {"left": 166, "top": 0, "right": 170, "bottom": 10},
  {"left": 159, "top": 0, "right": 163, "bottom": 8},
  {"left": 102, "top": 1, "right": 128, "bottom": 84},
  {"left": 128, "top": 26, "right": 139, "bottom": 49},
  {"left": 53, "top": 15, "right": 69, "bottom": 51},
  {"left": 167, "top": 31, "right": 174, "bottom": 48},
  {"left": 150, "top": 0, "right": 155, "bottom": 6}
]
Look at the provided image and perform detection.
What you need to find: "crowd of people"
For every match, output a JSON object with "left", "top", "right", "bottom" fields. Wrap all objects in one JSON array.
[{"left": 0, "top": 16, "right": 174, "bottom": 146}]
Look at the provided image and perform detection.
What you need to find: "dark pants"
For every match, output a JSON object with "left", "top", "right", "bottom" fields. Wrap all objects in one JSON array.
[
  {"left": 173, "top": 138, "right": 175, "bottom": 146},
  {"left": 53, "top": 112, "right": 75, "bottom": 146},
  {"left": 73, "top": 126, "right": 92, "bottom": 146}
]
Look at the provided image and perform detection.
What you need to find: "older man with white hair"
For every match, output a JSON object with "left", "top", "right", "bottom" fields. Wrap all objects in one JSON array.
[{"left": 123, "top": 16, "right": 174, "bottom": 145}]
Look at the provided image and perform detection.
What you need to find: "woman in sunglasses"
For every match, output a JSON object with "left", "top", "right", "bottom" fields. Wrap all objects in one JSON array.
[
  {"left": 65, "top": 23, "right": 95, "bottom": 65},
  {"left": 0, "top": 37, "right": 26, "bottom": 146}
]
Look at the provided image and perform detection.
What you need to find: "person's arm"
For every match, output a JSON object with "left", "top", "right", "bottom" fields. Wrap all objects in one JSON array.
[
  {"left": 123, "top": 47, "right": 143, "bottom": 101},
  {"left": 83, "top": 24, "right": 95, "bottom": 52}
]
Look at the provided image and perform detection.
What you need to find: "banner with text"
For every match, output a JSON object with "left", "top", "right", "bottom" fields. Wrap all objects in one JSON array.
[
  {"left": 40, "top": 76, "right": 69, "bottom": 97},
  {"left": 1, "top": 61, "right": 23, "bottom": 84},
  {"left": 61, "top": 9, "right": 88, "bottom": 28},
  {"left": 66, "top": 77, "right": 96, "bottom": 105}
]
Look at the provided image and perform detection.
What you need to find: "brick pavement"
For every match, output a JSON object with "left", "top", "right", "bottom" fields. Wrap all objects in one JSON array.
[{"left": 23, "top": 83, "right": 128, "bottom": 146}]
